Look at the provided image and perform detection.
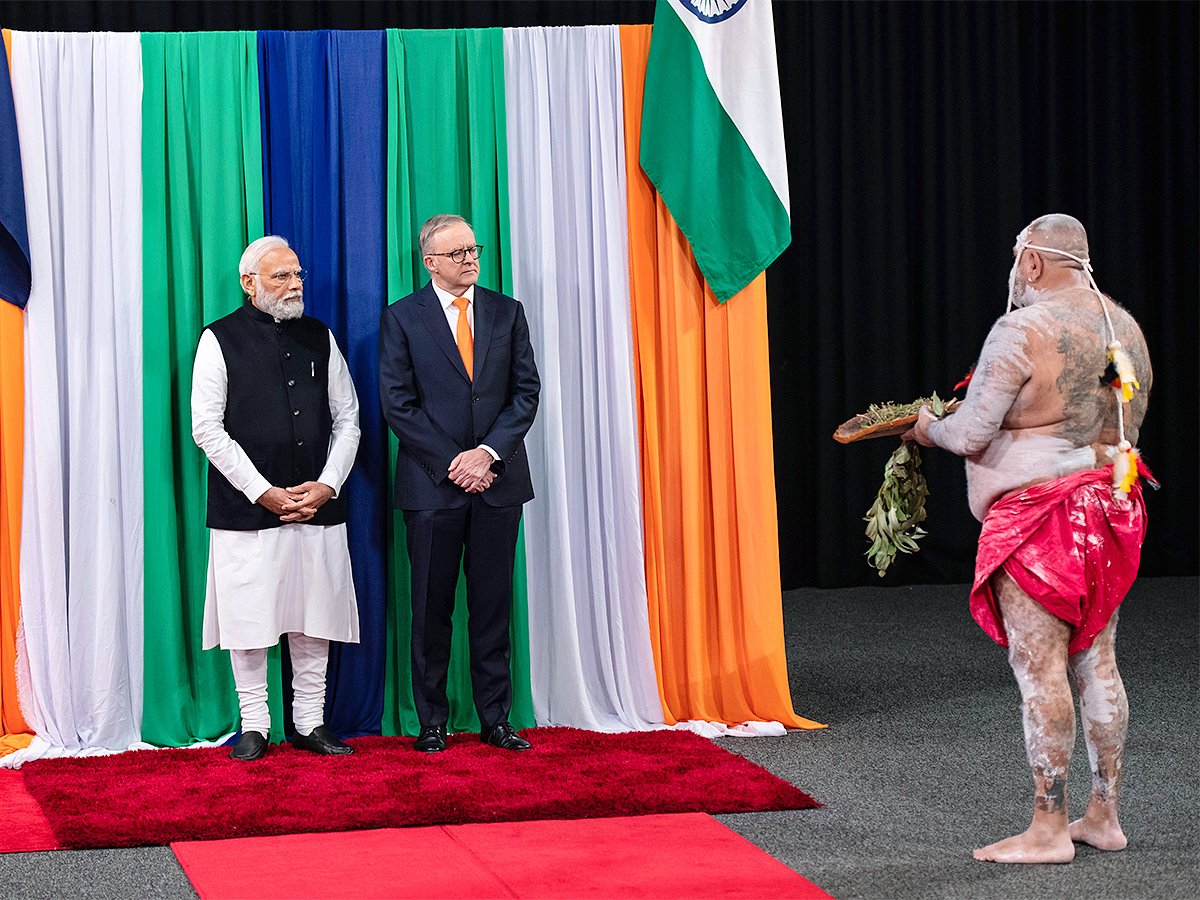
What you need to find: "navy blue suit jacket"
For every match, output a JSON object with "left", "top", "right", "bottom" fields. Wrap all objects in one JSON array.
[{"left": 379, "top": 282, "right": 539, "bottom": 510}]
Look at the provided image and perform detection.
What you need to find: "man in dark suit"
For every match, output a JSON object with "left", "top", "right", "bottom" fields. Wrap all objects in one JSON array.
[{"left": 379, "top": 214, "right": 539, "bottom": 753}]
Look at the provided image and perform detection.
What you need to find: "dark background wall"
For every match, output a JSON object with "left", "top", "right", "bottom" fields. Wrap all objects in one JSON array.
[
  {"left": 3, "top": 1, "right": 1195, "bottom": 588},
  {"left": 769, "top": 1, "right": 1197, "bottom": 587}
]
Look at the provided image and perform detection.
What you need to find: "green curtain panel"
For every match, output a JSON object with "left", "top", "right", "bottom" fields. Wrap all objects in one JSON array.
[
  {"left": 381, "top": 27, "right": 533, "bottom": 736},
  {"left": 141, "top": 31, "right": 285, "bottom": 746}
]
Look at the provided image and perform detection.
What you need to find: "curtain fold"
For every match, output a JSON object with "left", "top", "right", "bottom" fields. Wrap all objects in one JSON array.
[
  {"left": 140, "top": 31, "right": 273, "bottom": 746},
  {"left": 381, "top": 27, "right": 534, "bottom": 736},
  {"left": 257, "top": 28, "right": 389, "bottom": 738},
  {"left": 0, "top": 298, "right": 25, "bottom": 752},
  {"left": 0, "top": 28, "right": 32, "bottom": 757},
  {"left": 503, "top": 25, "right": 663, "bottom": 731},
  {"left": 9, "top": 31, "right": 145, "bottom": 759},
  {"left": 619, "top": 24, "right": 822, "bottom": 731}
]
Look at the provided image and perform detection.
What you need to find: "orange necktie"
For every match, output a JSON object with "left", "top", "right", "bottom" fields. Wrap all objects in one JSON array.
[{"left": 453, "top": 296, "right": 473, "bottom": 380}]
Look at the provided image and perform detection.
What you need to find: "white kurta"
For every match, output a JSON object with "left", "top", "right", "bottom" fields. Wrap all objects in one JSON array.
[{"left": 191, "top": 326, "right": 361, "bottom": 651}]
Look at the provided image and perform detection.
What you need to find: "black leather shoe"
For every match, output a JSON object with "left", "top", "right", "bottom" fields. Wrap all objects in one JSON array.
[
  {"left": 414, "top": 724, "right": 448, "bottom": 753},
  {"left": 229, "top": 730, "right": 268, "bottom": 761},
  {"left": 291, "top": 725, "right": 354, "bottom": 756},
  {"left": 482, "top": 722, "right": 531, "bottom": 751}
]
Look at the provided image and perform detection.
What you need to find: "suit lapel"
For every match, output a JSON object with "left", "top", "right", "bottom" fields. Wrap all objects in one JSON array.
[
  {"left": 417, "top": 284, "right": 472, "bottom": 384},
  {"left": 471, "top": 288, "right": 496, "bottom": 382}
]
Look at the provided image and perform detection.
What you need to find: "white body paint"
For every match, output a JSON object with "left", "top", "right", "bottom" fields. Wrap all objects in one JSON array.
[
  {"left": 1070, "top": 643, "right": 1125, "bottom": 799},
  {"left": 966, "top": 434, "right": 1097, "bottom": 522},
  {"left": 928, "top": 304, "right": 1097, "bottom": 520},
  {"left": 1009, "top": 644, "right": 1070, "bottom": 777}
]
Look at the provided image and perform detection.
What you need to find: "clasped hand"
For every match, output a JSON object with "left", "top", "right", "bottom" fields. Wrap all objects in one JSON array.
[
  {"left": 257, "top": 482, "right": 335, "bottom": 522},
  {"left": 448, "top": 447, "right": 496, "bottom": 493}
]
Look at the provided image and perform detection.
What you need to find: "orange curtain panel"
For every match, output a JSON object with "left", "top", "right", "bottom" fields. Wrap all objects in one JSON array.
[
  {"left": 0, "top": 298, "right": 27, "bottom": 752},
  {"left": 619, "top": 25, "right": 822, "bottom": 730},
  {"left": 0, "top": 26, "right": 32, "bottom": 755}
]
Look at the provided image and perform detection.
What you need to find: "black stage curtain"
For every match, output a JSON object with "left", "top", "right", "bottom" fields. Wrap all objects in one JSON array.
[
  {"left": 769, "top": 2, "right": 1197, "bottom": 587},
  {"left": 3, "top": 1, "right": 1195, "bottom": 588}
]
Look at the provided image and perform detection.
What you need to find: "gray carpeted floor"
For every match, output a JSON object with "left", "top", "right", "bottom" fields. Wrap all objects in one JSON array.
[
  {"left": 714, "top": 576, "right": 1200, "bottom": 900},
  {"left": 0, "top": 576, "right": 1195, "bottom": 899}
]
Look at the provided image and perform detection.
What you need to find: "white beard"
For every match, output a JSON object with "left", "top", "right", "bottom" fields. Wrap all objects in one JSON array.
[
  {"left": 1006, "top": 259, "right": 1031, "bottom": 309},
  {"left": 256, "top": 287, "right": 304, "bottom": 320}
]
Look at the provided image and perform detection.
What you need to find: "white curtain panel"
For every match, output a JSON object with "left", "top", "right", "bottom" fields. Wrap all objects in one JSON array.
[
  {"left": 10, "top": 31, "right": 144, "bottom": 759},
  {"left": 504, "top": 25, "right": 663, "bottom": 730}
]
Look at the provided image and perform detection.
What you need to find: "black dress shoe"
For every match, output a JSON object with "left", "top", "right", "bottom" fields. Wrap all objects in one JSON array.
[
  {"left": 291, "top": 725, "right": 354, "bottom": 756},
  {"left": 230, "top": 730, "right": 268, "bottom": 761},
  {"left": 482, "top": 722, "right": 531, "bottom": 751},
  {"left": 414, "top": 724, "right": 448, "bottom": 753}
]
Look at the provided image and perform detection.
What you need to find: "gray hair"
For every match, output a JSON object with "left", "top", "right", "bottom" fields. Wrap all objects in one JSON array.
[
  {"left": 418, "top": 215, "right": 471, "bottom": 258},
  {"left": 239, "top": 235, "right": 291, "bottom": 287},
  {"left": 1022, "top": 214, "right": 1090, "bottom": 270}
]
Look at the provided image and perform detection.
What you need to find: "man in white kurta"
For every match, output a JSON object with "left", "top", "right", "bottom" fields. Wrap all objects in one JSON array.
[{"left": 191, "top": 235, "right": 360, "bottom": 761}]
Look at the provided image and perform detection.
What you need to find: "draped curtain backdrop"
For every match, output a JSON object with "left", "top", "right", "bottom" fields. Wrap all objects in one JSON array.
[
  {"left": 0, "top": 0, "right": 1194, "bottom": 761},
  {"left": 0, "top": 2, "right": 1194, "bottom": 590},
  {"left": 620, "top": 25, "right": 816, "bottom": 730}
]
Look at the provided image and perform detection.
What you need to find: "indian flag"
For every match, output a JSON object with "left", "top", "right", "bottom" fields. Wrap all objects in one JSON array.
[{"left": 640, "top": 0, "right": 790, "bottom": 302}]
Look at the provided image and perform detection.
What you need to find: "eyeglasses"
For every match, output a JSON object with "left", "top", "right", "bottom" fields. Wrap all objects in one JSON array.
[
  {"left": 250, "top": 269, "right": 308, "bottom": 285},
  {"left": 427, "top": 245, "right": 484, "bottom": 264}
]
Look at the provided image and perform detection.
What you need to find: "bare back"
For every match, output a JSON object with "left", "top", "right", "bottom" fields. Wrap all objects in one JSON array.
[{"left": 927, "top": 287, "right": 1152, "bottom": 520}]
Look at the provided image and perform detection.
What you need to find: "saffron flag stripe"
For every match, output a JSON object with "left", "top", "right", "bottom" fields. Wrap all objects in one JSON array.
[
  {"left": 621, "top": 23, "right": 822, "bottom": 730},
  {"left": 0, "top": 27, "right": 32, "bottom": 752}
]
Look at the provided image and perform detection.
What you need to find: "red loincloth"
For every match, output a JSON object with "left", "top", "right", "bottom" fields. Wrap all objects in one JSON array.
[{"left": 970, "top": 465, "right": 1147, "bottom": 655}]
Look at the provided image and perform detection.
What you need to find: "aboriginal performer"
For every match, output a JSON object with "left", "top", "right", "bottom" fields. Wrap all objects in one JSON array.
[{"left": 907, "top": 214, "right": 1152, "bottom": 863}]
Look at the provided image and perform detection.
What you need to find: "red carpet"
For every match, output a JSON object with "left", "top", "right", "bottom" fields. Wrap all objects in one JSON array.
[
  {"left": 19, "top": 727, "right": 820, "bottom": 850},
  {"left": 172, "top": 812, "right": 835, "bottom": 899},
  {"left": 0, "top": 770, "right": 58, "bottom": 852}
]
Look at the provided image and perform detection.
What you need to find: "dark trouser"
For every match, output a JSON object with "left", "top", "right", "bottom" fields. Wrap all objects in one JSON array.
[{"left": 404, "top": 496, "right": 522, "bottom": 731}]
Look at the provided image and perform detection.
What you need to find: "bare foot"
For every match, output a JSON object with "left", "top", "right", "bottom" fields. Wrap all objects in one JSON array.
[
  {"left": 1070, "top": 816, "right": 1127, "bottom": 851},
  {"left": 973, "top": 828, "right": 1076, "bottom": 863}
]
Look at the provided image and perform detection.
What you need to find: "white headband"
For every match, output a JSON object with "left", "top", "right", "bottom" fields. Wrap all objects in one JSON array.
[{"left": 1008, "top": 239, "right": 1112, "bottom": 337}]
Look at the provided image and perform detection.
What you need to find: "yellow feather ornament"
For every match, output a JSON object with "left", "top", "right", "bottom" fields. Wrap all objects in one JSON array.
[{"left": 1108, "top": 341, "right": 1140, "bottom": 403}]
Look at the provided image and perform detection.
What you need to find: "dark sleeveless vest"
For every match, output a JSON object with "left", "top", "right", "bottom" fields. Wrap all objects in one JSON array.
[{"left": 204, "top": 302, "right": 347, "bottom": 530}]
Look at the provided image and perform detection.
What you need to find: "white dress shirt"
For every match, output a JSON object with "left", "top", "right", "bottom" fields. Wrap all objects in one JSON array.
[
  {"left": 432, "top": 281, "right": 475, "bottom": 340},
  {"left": 429, "top": 282, "right": 499, "bottom": 462}
]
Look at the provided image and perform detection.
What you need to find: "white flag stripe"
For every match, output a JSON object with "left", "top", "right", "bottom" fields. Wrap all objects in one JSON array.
[
  {"left": 10, "top": 31, "right": 144, "bottom": 760},
  {"left": 504, "top": 25, "right": 664, "bottom": 731},
  {"left": 664, "top": 0, "right": 790, "bottom": 212}
]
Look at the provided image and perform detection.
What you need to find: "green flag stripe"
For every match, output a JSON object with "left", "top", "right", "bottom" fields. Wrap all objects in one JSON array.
[
  {"left": 141, "top": 32, "right": 283, "bottom": 746},
  {"left": 381, "top": 28, "right": 533, "bottom": 736}
]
